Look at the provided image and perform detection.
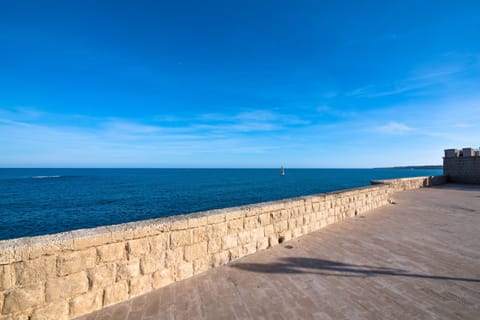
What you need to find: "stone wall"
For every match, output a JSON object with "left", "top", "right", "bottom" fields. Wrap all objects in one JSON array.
[
  {"left": 443, "top": 147, "right": 480, "bottom": 184},
  {"left": 0, "top": 176, "right": 444, "bottom": 319}
]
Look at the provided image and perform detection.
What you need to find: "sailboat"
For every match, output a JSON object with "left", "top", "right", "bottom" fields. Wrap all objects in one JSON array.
[{"left": 280, "top": 166, "right": 285, "bottom": 176}]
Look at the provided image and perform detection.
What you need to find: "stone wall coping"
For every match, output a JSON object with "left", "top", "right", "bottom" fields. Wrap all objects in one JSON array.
[{"left": 0, "top": 176, "right": 441, "bottom": 257}]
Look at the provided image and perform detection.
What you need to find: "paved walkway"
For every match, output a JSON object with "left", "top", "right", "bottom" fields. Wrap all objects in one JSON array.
[{"left": 78, "top": 184, "right": 480, "bottom": 320}]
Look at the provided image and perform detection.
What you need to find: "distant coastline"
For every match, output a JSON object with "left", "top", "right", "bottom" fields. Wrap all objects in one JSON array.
[{"left": 375, "top": 165, "right": 443, "bottom": 170}]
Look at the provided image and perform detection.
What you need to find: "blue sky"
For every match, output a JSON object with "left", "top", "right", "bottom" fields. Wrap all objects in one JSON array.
[{"left": 1, "top": 1, "right": 479, "bottom": 168}]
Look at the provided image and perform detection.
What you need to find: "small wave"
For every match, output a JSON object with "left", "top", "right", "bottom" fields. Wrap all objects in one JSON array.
[{"left": 31, "top": 175, "right": 62, "bottom": 179}]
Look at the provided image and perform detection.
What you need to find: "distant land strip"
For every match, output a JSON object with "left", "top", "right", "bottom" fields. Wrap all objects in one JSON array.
[{"left": 375, "top": 165, "right": 443, "bottom": 170}]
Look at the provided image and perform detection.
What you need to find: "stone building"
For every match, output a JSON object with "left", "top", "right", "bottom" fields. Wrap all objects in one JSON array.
[{"left": 443, "top": 147, "right": 480, "bottom": 184}]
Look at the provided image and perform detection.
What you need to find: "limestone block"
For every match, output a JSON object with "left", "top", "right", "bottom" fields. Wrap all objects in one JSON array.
[
  {"left": 0, "top": 292, "right": 3, "bottom": 315},
  {"left": 129, "top": 274, "right": 153, "bottom": 297},
  {"left": 225, "top": 210, "right": 243, "bottom": 221},
  {"left": 0, "top": 265, "right": 14, "bottom": 290},
  {"left": 243, "top": 216, "right": 258, "bottom": 229},
  {"left": 171, "top": 219, "right": 189, "bottom": 231},
  {"left": 152, "top": 269, "right": 174, "bottom": 289},
  {"left": 176, "top": 262, "right": 193, "bottom": 280},
  {"left": 88, "top": 263, "right": 116, "bottom": 288},
  {"left": 30, "top": 301, "right": 68, "bottom": 320},
  {"left": 193, "top": 257, "right": 209, "bottom": 275},
  {"left": 207, "top": 237, "right": 222, "bottom": 254},
  {"left": 207, "top": 223, "right": 227, "bottom": 239},
  {"left": 116, "top": 259, "right": 140, "bottom": 281},
  {"left": 45, "top": 271, "right": 88, "bottom": 302},
  {"left": 69, "top": 290, "right": 103, "bottom": 318},
  {"left": 251, "top": 228, "right": 265, "bottom": 241},
  {"left": 258, "top": 213, "right": 270, "bottom": 227},
  {"left": 14, "top": 256, "right": 56, "bottom": 286},
  {"left": 221, "top": 234, "right": 238, "bottom": 250},
  {"left": 104, "top": 281, "right": 129, "bottom": 306},
  {"left": 57, "top": 248, "right": 96, "bottom": 276},
  {"left": 149, "top": 233, "right": 169, "bottom": 253},
  {"left": 243, "top": 243, "right": 257, "bottom": 256},
  {"left": 206, "top": 213, "right": 225, "bottom": 224},
  {"left": 227, "top": 219, "right": 243, "bottom": 234},
  {"left": 0, "top": 313, "right": 29, "bottom": 320},
  {"left": 257, "top": 237, "right": 269, "bottom": 250},
  {"left": 237, "top": 231, "right": 251, "bottom": 245},
  {"left": 268, "top": 235, "right": 279, "bottom": 247},
  {"left": 184, "top": 242, "right": 207, "bottom": 262},
  {"left": 228, "top": 247, "right": 241, "bottom": 261},
  {"left": 211, "top": 251, "right": 230, "bottom": 267},
  {"left": 264, "top": 225, "right": 274, "bottom": 236},
  {"left": 127, "top": 238, "right": 150, "bottom": 259},
  {"left": 140, "top": 254, "right": 165, "bottom": 275},
  {"left": 170, "top": 230, "right": 192, "bottom": 248},
  {"left": 274, "top": 221, "right": 287, "bottom": 233},
  {"left": 2, "top": 283, "right": 44, "bottom": 313},
  {"left": 192, "top": 227, "right": 207, "bottom": 243},
  {"left": 165, "top": 247, "right": 184, "bottom": 270},
  {"left": 96, "top": 242, "right": 125, "bottom": 263},
  {"left": 73, "top": 232, "right": 111, "bottom": 250},
  {"left": 188, "top": 216, "right": 207, "bottom": 228}
]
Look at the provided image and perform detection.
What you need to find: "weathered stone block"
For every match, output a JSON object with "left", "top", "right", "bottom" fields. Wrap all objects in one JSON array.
[
  {"left": 207, "top": 237, "right": 222, "bottom": 254},
  {"left": 192, "top": 226, "right": 207, "bottom": 243},
  {"left": 227, "top": 219, "right": 243, "bottom": 233},
  {"left": 171, "top": 219, "right": 189, "bottom": 231},
  {"left": 140, "top": 254, "right": 164, "bottom": 275},
  {"left": 73, "top": 232, "right": 111, "bottom": 250},
  {"left": 221, "top": 234, "right": 238, "bottom": 250},
  {"left": 31, "top": 301, "right": 68, "bottom": 320},
  {"left": 184, "top": 242, "right": 207, "bottom": 262},
  {"left": 14, "top": 256, "right": 56, "bottom": 286},
  {"left": 207, "top": 223, "right": 227, "bottom": 238},
  {"left": 243, "top": 216, "right": 258, "bottom": 229},
  {"left": 149, "top": 233, "right": 169, "bottom": 253},
  {"left": 0, "top": 292, "right": 3, "bottom": 315},
  {"left": 88, "top": 263, "right": 116, "bottom": 289},
  {"left": 104, "top": 281, "right": 129, "bottom": 306},
  {"left": 116, "top": 259, "right": 140, "bottom": 281},
  {"left": 211, "top": 251, "right": 230, "bottom": 267},
  {"left": 264, "top": 225, "right": 274, "bottom": 236},
  {"left": 176, "top": 262, "right": 193, "bottom": 280},
  {"left": 251, "top": 228, "right": 265, "bottom": 241},
  {"left": 206, "top": 213, "right": 225, "bottom": 224},
  {"left": 69, "top": 290, "right": 103, "bottom": 318},
  {"left": 243, "top": 243, "right": 257, "bottom": 256},
  {"left": 127, "top": 238, "right": 150, "bottom": 259},
  {"left": 0, "top": 265, "right": 14, "bottom": 290},
  {"left": 152, "top": 269, "right": 173, "bottom": 289},
  {"left": 129, "top": 274, "right": 153, "bottom": 297},
  {"left": 188, "top": 216, "right": 207, "bottom": 228},
  {"left": 258, "top": 213, "right": 270, "bottom": 226},
  {"left": 165, "top": 247, "right": 184, "bottom": 269},
  {"left": 57, "top": 248, "right": 96, "bottom": 276},
  {"left": 193, "top": 257, "right": 209, "bottom": 275},
  {"left": 46, "top": 271, "right": 89, "bottom": 302},
  {"left": 225, "top": 210, "right": 243, "bottom": 221},
  {"left": 2, "top": 283, "right": 44, "bottom": 313},
  {"left": 170, "top": 230, "right": 192, "bottom": 248},
  {"left": 257, "top": 237, "right": 269, "bottom": 250},
  {"left": 97, "top": 242, "right": 125, "bottom": 263},
  {"left": 237, "top": 231, "right": 251, "bottom": 245}
]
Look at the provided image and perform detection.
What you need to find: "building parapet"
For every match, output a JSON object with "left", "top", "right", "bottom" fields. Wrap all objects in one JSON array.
[
  {"left": 443, "top": 147, "right": 480, "bottom": 184},
  {"left": 0, "top": 176, "right": 445, "bottom": 319}
]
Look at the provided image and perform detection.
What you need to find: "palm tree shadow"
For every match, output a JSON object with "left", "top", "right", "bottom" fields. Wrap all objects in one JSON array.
[{"left": 231, "top": 257, "right": 480, "bottom": 283}]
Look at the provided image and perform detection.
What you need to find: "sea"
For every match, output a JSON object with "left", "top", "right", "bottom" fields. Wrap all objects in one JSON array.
[{"left": 0, "top": 168, "right": 442, "bottom": 241}]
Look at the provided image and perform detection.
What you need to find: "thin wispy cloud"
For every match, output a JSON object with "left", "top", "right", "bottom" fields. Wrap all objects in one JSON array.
[{"left": 376, "top": 121, "right": 414, "bottom": 135}]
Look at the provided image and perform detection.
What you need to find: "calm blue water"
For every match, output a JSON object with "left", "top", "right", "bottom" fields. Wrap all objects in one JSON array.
[{"left": 0, "top": 168, "right": 442, "bottom": 240}]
